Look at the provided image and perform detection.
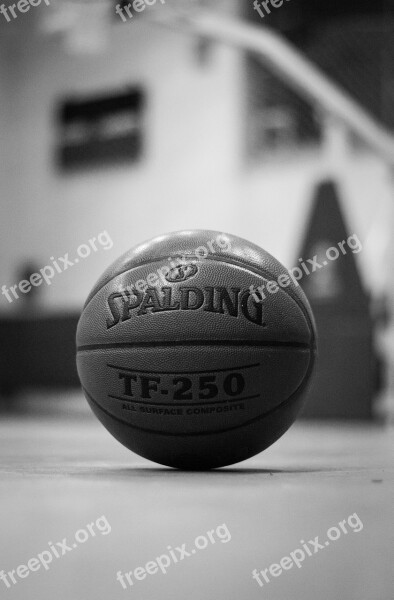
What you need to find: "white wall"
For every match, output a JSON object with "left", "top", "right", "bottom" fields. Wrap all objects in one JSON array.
[{"left": 0, "top": 2, "right": 242, "bottom": 312}]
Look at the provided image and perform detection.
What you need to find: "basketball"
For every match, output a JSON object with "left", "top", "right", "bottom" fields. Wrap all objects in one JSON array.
[{"left": 76, "top": 230, "right": 317, "bottom": 469}]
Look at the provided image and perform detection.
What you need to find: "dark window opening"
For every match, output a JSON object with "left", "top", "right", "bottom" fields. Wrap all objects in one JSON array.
[{"left": 57, "top": 88, "right": 145, "bottom": 171}]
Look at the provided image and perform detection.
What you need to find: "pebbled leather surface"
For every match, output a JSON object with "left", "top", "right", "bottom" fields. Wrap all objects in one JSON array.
[
  {"left": 84, "top": 230, "right": 312, "bottom": 311},
  {"left": 77, "top": 230, "right": 316, "bottom": 348}
]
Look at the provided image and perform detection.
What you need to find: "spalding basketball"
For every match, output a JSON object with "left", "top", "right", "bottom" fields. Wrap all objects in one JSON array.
[{"left": 76, "top": 230, "right": 317, "bottom": 469}]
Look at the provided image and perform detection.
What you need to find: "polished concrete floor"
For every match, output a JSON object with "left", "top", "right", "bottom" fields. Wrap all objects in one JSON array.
[{"left": 0, "top": 397, "right": 393, "bottom": 600}]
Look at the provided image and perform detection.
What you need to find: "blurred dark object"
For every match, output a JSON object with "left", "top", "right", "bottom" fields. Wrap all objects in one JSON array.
[
  {"left": 371, "top": 295, "right": 390, "bottom": 330},
  {"left": 17, "top": 261, "right": 42, "bottom": 305},
  {"left": 371, "top": 294, "right": 390, "bottom": 411},
  {"left": 0, "top": 315, "right": 80, "bottom": 403},
  {"left": 300, "top": 181, "right": 376, "bottom": 420},
  {"left": 57, "top": 88, "right": 145, "bottom": 171}
]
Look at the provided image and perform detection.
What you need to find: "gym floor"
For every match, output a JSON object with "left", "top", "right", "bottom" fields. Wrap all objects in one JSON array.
[{"left": 1, "top": 395, "right": 392, "bottom": 600}]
